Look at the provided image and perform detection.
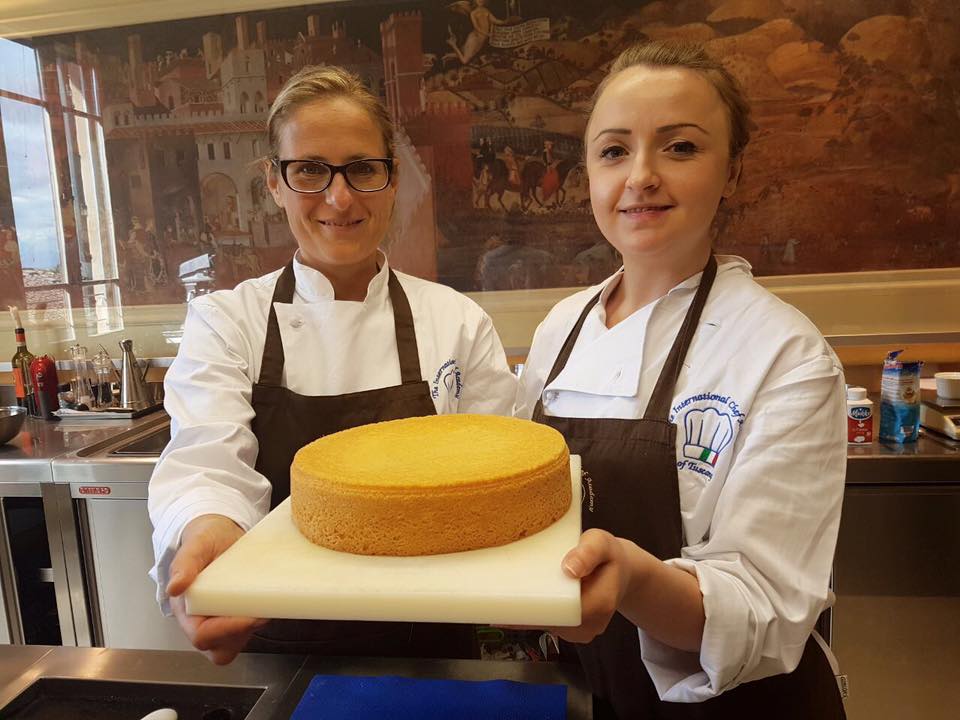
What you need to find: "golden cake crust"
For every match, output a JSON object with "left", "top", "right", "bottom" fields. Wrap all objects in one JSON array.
[{"left": 290, "top": 414, "right": 571, "bottom": 556}]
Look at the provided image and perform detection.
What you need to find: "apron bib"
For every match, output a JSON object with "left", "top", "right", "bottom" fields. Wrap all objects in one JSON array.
[{"left": 245, "top": 260, "right": 476, "bottom": 659}]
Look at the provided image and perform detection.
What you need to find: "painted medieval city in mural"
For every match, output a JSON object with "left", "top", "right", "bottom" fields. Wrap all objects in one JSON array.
[{"left": 0, "top": 0, "right": 958, "bottom": 310}]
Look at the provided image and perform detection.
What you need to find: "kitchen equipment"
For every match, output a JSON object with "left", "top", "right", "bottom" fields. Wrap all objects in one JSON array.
[
  {"left": 187, "top": 457, "right": 583, "bottom": 626},
  {"left": 935, "top": 371, "right": 960, "bottom": 400},
  {"left": 0, "top": 406, "right": 27, "bottom": 444},
  {"left": 178, "top": 252, "right": 216, "bottom": 302},
  {"left": 66, "top": 345, "right": 96, "bottom": 408},
  {"left": 0, "top": 677, "right": 260, "bottom": 720},
  {"left": 53, "top": 405, "right": 163, "bottom": 420},
  {"left": 920, "top": 390, "right": 960, "bottom": 440},
  {"left": 118, "top": 339, "right": 151, "bottom": 411},
  {"left": 108, "top": 426, "right": 170, "bottom": 454},
  {"left": 92, "top": 348, "right": 117, "bottom": 406}
]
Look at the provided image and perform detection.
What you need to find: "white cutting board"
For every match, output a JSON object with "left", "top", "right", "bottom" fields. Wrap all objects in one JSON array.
[{"left": 186, "top": 456, "right": 582, "bottom": 627}]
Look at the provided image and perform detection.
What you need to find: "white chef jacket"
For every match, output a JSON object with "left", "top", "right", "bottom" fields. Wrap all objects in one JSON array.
[
  {"left": 515, "top": 255, "right": 846, "bottom": 702},
  {"left": 149, "top": 252, "right": 517, "bottom": 612}
]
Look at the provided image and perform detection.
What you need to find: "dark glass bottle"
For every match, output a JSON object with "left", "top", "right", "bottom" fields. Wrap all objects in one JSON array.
[
  {"left": 29, "top": 355, "right": 60, "bottom": 419},
  {"left": 11, "top": 326, "right": 37, "bottom": 416}
]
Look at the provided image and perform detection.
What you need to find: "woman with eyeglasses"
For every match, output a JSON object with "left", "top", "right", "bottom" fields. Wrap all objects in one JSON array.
[{"left": 148, "top": 65, "right": 517, "bottom": 664}]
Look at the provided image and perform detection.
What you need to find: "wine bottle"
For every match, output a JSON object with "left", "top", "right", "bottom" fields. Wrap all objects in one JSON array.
[{"left": 9, "top": 306, "right": 37, "bottom": 416}]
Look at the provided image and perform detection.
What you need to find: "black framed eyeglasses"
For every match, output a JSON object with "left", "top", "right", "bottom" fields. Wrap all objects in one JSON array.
[{"left": 272, "top": 158, "right": 394, "bottom": 193}]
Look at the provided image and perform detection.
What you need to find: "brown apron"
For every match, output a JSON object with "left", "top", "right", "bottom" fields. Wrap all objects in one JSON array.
[
  {"left": 244, "top": 260, "right": 477, "bottom": 659},
  {"left": 533, "top": 256, "right": 845, "bottom": 719}
]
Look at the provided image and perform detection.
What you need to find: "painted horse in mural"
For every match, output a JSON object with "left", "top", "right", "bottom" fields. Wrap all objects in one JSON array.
[
  {"left": 473, "top": 154, "right": 520, "bottom": 211},
  {"left": 474, "top": 153, "right": 587, "bottom": 213},
  {"left": 520, "top": 157, "right": 582, "bottom": 211}
]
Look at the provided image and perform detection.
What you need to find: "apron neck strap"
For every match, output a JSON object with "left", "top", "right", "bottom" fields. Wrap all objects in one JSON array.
[
  {"left": 532, "top": 255, "right": 718, "bottom": 422},
  {"left": 532, "top": 288, "right": 603, "bottom": 420},
  {"left": 642, "top": 254, "right": 718, "bottom": 420},
  {"left": 257, "top": 260, "right": 424, "bottom": 387},
  {"left": 387, "top": 269, "right": 424, "bottom": 385},
  {"left": 258, "top": 260, "right": 295, "bottom": 387}
]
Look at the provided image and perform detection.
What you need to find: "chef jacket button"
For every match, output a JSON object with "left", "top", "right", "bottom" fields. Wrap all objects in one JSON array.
[{"left": 290, "top": 317, "right": 303, "bottom": 328}]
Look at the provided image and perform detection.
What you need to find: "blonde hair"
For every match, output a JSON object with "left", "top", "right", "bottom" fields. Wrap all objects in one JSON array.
[
  {"left": 266, "top": 65, "right": 395, "bottom": 159},
  {"left": 588, "top": 41, "right": 751, "bottom": 160}
]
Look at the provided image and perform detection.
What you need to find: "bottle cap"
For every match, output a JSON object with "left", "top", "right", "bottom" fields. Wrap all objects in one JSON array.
[{"left": 847, "top": 387, "right": 868, "bottom": 401}]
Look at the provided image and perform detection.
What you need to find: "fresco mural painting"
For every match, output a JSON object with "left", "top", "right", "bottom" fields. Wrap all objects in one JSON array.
[{"left": 0, "top": 0, "right": 956, "bottom": 311}]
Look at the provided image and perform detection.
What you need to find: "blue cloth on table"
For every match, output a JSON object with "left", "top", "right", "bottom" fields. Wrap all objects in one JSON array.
[{"left": 290, "top": 674, "right": 567, "bottom": 719}]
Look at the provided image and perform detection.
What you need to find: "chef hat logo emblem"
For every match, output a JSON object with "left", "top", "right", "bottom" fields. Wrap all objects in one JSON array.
[{"left": 683, "top": 407, "right": 734, "bottom": 466}]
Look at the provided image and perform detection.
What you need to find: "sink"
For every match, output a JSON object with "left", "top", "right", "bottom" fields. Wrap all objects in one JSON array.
[
  {"left": 1, "top": 677, "right": 263, "bottom": 720},
  {"left": 73, "top": 415, "right": 171, "bottom": 459},
  {"left": 108, "top": 426, "right": 171, "bottom": 456}
]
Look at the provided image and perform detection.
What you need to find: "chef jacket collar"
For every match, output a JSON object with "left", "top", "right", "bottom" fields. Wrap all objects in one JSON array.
[
  {"left": 291, "top": 249, "right": 390, "bottom": 304},
  {"left": 545, "top": 255, "right": 751, "bottom": 399},
  {"left": 593, "top": 254, "right": 751, "bottom": 323}
]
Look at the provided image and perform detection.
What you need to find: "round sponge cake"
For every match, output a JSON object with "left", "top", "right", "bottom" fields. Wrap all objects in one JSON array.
[{"left": 290, "top": 414, "right": 571, "bottom": 556}]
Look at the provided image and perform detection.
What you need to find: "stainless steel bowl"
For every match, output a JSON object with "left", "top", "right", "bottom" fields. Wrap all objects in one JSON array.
[{"left": 0, "top": 406, "right": 27, "bottom": 444}]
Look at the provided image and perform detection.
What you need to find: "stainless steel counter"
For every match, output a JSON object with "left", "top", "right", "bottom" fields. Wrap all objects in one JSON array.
[
  {"left": 846, "top": 429, "right": 960, "bottom": 485},
  {"left": 0, "top": 645, "right": 592, "bottom": 719},
  {"left": 0, "top": 412, "right": 168, "bottom": 647},
  {"left": 0, "top": 413, "right": 165, "bottom": 485}
]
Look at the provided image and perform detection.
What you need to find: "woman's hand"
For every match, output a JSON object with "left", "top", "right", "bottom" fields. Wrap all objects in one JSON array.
[
  {"left": 546, "top": 528, "right": 706, "bottom": 652},
  {"left": 549, "top": 528, "right": 642, "bottom": 643},
  {"left": 167, "top": 514, "right": 268, "bottom": 665}
]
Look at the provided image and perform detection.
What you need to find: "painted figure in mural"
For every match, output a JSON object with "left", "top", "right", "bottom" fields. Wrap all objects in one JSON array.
[
  {"left": 446, "top": 0, "right": 507, "bottom": 66},
  {"left": 149, "top": 64, "right": 517, "bottom": 665},
  {"left": 516, "top": 42, "right": 847, "bottom": 718},
  {"left": 520, "top": 152, "right": 581, "bottom": 212},
  {"left": 540, "top": 139, "right": 561, "bottom": 204},
  {"left": 782, "top": 237, "right": 799, "bottom": 264},
  {"left": 503, "top": 145, "right": 521, "bottom": 188},
  {"left": 759, "top": 234, "right": 772, "bottom": 265},
  {"left": 0, "top": 224, "right": 19, "bottom": 269},
  {"left": 142, "top": 220, "right": 165, "bottom": 290},
  {"left": 480, "top": 137, "right": 495, "bottom": 165},
  {"left": 198, "top": 218, "right": 217, "bottom": 252},
  {"left": 148, "top": 246, "right": 169, "bottom": 287},
  {"left": 473, "top": 143, "right": 524, "bottom": 210},
  {"left": 122, "top": 216, "right": 149, "bottom": 292}
]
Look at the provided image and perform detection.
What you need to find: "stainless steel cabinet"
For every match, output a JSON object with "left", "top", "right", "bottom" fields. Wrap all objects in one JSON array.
[
  {"left": 51, "top": 416, "right": 191, "bottom": 651},
  {"left": 835, "top": 436, "right": 960, "bottom": 720}
]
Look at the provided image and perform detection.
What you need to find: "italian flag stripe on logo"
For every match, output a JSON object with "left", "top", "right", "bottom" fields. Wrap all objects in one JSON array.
[{"left": 699, "top": 448, "right": 719, "bottom": 465}]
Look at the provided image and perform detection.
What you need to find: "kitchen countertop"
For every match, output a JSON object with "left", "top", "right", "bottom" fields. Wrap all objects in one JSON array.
[
  {"left": 0, "top": 412, "right": 166, "bottom": 485},
  {"left": 2, "top": 409, "right": 956, "bottom": 489},
  {"left": 846, "top": 429, "right": 959, "bottom": 485},
  {"left": 0, "top": 645, "right": 593, "bottom": 719}
]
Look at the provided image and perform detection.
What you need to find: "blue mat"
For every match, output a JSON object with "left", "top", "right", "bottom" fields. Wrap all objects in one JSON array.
[{"left": 290, "top": 674, "right": 567, "bottom": 720}]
